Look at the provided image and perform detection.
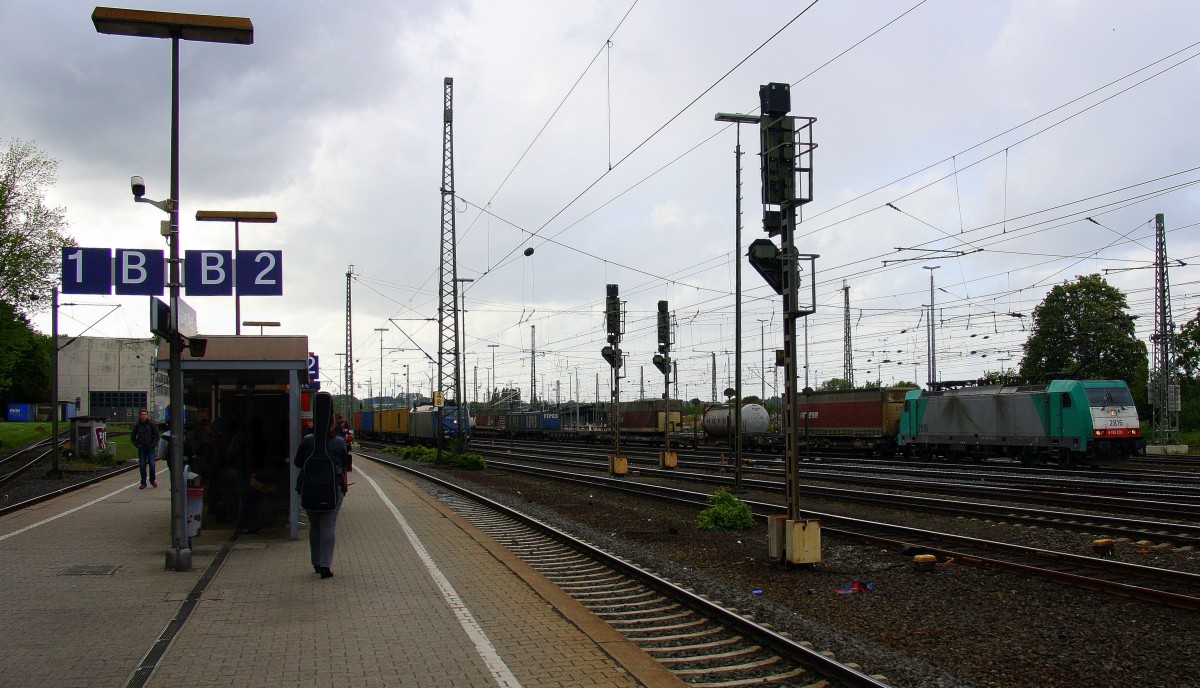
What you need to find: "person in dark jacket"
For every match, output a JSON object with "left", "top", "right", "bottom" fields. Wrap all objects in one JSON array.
[
  {"left": 293, "top": 424, "right": 351, "bottom": 579},
  {"left": 132, "top": 409, "right": 160, "bottom": 489}
]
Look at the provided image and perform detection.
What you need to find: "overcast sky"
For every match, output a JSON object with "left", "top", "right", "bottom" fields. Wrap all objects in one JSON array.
[{"left": 3, "top": 1, "right": 1199, "bottom": 404}]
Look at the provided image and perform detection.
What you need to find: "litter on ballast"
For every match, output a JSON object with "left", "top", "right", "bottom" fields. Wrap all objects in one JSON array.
[{"left": 834, "top": 581, "right": 875, "bottom": 595}]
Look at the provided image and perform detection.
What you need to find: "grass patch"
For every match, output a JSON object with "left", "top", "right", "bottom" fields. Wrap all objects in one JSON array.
[{"left": 0, "top": 421, "right": 54, "bottom": 453}]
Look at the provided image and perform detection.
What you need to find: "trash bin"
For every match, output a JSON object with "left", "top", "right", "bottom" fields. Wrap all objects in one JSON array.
[
  {"left": 69, "top": 416, "right": 108, "bottom": 460},
  {"left": 186, "top": 486, "right": 205, "bottom": 537}
]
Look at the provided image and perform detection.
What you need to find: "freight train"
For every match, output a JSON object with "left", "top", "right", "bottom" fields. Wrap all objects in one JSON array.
[
  {"left": 354, "top": 405, "right": 471, "bottom": 445},
  {"left": 473, "top": 399, "right": 683, "bottom": 443}
]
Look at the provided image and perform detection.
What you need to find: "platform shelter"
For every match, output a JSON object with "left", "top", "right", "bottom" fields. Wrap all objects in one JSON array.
[{"left": 156, "top": 335, "right": 309, "bottom": 541}]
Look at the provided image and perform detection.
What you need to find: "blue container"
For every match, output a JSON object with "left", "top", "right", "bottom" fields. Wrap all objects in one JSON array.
[{"left": 6, "top": 403, "right": 34, "bottom": 422}]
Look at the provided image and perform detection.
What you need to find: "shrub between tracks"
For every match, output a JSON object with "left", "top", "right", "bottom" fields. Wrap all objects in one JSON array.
[
  {"left": 393, "top": 445, "right": 486, "bottom": 471},
  {"left": 695, "top": 488, "right": 754, "bottom": 531}
]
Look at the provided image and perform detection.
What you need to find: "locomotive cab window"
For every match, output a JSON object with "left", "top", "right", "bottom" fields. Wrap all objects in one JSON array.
[
  {"left": 1061, "top": 394, "right": 1071, "bottom": 408},
  {"left": 1086, "top": 387, "right": 1134, "bottom": 408}
]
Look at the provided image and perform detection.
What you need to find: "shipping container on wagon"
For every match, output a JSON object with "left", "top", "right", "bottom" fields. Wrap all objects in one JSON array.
[
  {"left": 378, "top": 408, "right": 410, "bottom": 439},
  {"left": 795, "top": 387, "right": 912, "bottom": 453},
  {"left": 618, "top": 399, "right": 683, "bottom": 434}
]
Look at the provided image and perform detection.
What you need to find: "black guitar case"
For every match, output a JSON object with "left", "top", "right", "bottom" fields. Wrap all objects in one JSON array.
[{"left": 299, "top": 391, "right": 339, "bottom": 512}]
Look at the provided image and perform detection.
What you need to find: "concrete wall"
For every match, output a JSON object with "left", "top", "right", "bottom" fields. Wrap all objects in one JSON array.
[{"left": 57, "top": 336, "right": 168, "bottom": 419}]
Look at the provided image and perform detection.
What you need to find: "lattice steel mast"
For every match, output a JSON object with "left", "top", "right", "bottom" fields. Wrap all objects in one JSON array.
[
  {"left": 1151, "top": 213, "right": 1179, "bottom": 441},
  {"left": 530, "top": 325, "right": 537, "bottom": 404},
  {"left": 438, "top": 77, "right": 462, "bottom": 447},
  {"left": 345, "top": 265, "right": 355, "bottom": 412},
  {"left": 843, "top": 280, "right": 853, "bottom": 387}
]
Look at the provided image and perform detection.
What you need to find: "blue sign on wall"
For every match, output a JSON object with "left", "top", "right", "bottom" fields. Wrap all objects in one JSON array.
[
  {"left": 184, "top": 250, "right": 234, "bottom": 296},
  {"left": 60, "top": 248, "right": 112, "bottom": 294},
  {"left": 114, "top": 249, "right": 165, "bottom": 295},
  {"left": 236, "top": 250, "right": 283, "bottom": 296}
]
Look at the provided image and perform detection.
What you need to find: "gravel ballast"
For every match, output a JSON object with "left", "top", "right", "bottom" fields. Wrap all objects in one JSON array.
[{"left": 407, "top": 462, "right": 1200, "bottom": 688}]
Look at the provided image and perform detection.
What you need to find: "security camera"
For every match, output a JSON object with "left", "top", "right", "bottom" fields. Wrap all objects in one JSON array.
[{"left": 131, "top": 176, "right": 146, "bottom": 198}]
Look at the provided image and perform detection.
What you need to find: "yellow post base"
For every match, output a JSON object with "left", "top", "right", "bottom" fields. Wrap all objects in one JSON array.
[
  {"left": 784, "top": 519, "right": 821, "bottom": 564},
  {"left": 767, "top": 515, "right": 787, "bottom": 559},
  {"left": 659, "top": 451, "right": 677, "bottom": 469},
  {"left": 609, "top": 456, "right": 628, "bottom": 475}
]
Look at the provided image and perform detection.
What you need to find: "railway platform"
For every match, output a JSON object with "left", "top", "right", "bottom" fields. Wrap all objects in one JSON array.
[{"left": 0, "top": 462, "right": 685, "bottom": 688}]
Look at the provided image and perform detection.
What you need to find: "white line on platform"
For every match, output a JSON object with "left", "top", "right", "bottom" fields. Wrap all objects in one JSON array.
[
  {"left": 358, "top": 465, "right": 524, "bottom": 688},
  {"left": 0, "top": 482, "right": 138, "bottom": 542}
]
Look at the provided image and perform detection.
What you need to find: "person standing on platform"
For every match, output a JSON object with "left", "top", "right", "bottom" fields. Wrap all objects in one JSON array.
[
  {"left": 294, "top": 407, "right": 351, "bottom": 579},
  {"left": 132, "top": 409, "right": 160, "bottom": 489}
]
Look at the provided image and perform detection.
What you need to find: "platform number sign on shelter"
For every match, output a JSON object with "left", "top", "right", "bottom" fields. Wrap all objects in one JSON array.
[
  {"left": 303, "top": 355, "right": 320, "bottom": 390},
  {"left": 61, "top": 247, "right": 282, "bottom": 296}
]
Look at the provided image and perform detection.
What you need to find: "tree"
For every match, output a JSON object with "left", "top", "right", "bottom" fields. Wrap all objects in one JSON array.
[
  {"left": 0, "top": 139, "right": 74, "bottom": 315},
  {"left": 0, "top": 300, "right": 51, "bottom": 402},
  {"left": 816, "top": 377, "right": 854, "bottom": 391},
  {"left": 1019, "top": 274, "right": 1148, "bottom": 399},
  {"left": 1176, "top": 309, "right": 1200, "bottom": 380},
  {"left": 1175, "top": 309, "right": 1200, "bottom": 431}
]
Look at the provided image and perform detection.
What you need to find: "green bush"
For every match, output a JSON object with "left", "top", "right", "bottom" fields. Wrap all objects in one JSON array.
[
  {"left": 695, "top": 489, "right": 754, "bottom": 531},
  {"left": 449, "top": 452, "right": 486, "bottom": 471},
  {"left": 401, "top": 446, "right": 438, "bottom": 463}
]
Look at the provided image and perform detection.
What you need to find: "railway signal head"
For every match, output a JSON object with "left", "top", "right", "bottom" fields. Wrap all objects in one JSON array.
[
  {"left": 657, "top": 300, "right": 671, "bottom": 353},
  {"left": 605, "top": 284, "right": 622, "bottom": 342},
  {"left": 602, "top": 345, "right": 622, "bottom": 369},
  {"left": 653, "top": 353, "right": 670, "bottom": 374}
]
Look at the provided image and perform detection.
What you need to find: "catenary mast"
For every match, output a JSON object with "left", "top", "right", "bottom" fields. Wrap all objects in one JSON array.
[{"left": 438, "top": 77, "right": 462, "bottom": 451}]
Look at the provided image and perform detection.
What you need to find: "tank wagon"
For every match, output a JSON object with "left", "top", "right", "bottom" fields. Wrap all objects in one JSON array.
[
  {"left": 898, "top": 379, "right": 1143, "bottom": 466},
  {"left": 702, "top": 403, "right": 772, "bottom": 444}
]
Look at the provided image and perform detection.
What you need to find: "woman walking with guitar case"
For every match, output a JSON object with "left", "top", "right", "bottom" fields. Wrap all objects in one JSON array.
[{"left": 294, "top": 391, "right": 351, "bottom": 579}]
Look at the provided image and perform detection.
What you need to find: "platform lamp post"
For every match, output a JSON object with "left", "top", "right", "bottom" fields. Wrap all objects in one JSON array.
[
  {"left": 455, "top": 277, "right": 474, "bottom": 446},
  {"left": 94, "top": 6, "right": 253, "bottom": 573},
  {"left": 195, "top": 210, "right": 277, "bottom": 334},
  {"left": 716, "top": 111, "right": 759, "bottom": 491},
  {"left": 242, "top": 320, "right": 279, "bottom": 335},
  {"left": 923, "top": 265, "right": 940, "bottom": 389},
  {"left": 374, "top": 328, "right": 388, "bottom": 410},
  {"left": 488, "top": 344, "right": 499, "bottom": 406}
]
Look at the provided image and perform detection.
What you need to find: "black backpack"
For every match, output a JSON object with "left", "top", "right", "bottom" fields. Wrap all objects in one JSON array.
[{"left": 299, "top": 392, "right": 339, "bottom": 512}]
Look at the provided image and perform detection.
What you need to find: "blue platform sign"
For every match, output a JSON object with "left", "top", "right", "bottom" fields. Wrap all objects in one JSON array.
[
  {"left": 63, "top": 246, "right": 281, "bottom": 297},
  {"left": 114, "top": 249, "right": 165, "bottom": 295},
  {"left": 302, "top": 354, "right": 320, "bottom": 390},
  {"left": 236, "top": 250, "right": 283, "bottom": 296},
  {"left": 61, "top": 248, "right": 112, "bottom": 294},
  {"left": 184, "top": 250, "right": 233, "bottom": 296}
]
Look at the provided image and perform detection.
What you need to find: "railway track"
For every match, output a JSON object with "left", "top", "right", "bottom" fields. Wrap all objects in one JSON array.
[
  {"left": 473, "top": 445, "right": 1200, "bottom": 547},
  {"left": 365, "top": 451, "right": 892, "bottom": 688},
  {"left": 474, "top": 456, "right": 1200, "bottom": 612}
]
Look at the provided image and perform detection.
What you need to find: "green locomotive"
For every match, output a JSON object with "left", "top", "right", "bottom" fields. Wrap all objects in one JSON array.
[{"left": 898, "top": 379, "right": 1144, "bottom": 467}]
